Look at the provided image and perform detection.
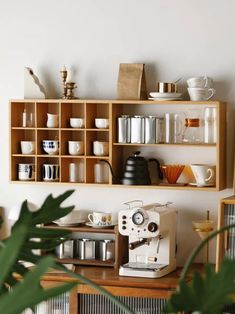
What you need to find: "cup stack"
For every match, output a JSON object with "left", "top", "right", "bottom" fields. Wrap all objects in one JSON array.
[{"left": 187, "top": 76, "right": 215, "bottom": 101}]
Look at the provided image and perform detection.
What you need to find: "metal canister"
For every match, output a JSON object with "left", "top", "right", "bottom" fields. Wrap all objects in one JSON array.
[
  {"left": 130, "top": 115, "right": 145, "bottom": 143},
  {"left": 55, "top": 239, "right": 74, "bottom": 259},
  {"left": 155, "top": 117, "right": 165, "bottom": 143},
  {"left": 145, "top": 116, "right": 156, "bottom": 144},
  {"left": 99, "top": 240, "right": 114, "bottom": 261},
  {"left": 117, "top": 115, "right": 131, "bottom": 143},
  {"left": 77, "top": 239, "right": 96, "bottom": 260}
]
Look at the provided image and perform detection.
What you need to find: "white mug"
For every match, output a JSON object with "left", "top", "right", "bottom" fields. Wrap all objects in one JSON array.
[
  {"left": 93, "top": 141, "right": 109, "bottom": 156},
  {"left": 88, "top": 212, "right": 112, "bottom": 226},
  {"left": 69, "top": 162, "right": 84, "bottom": 182},
  {"left": 95, "top": 118, "right": 109, "bottom": 129},
  {"left": 47, "top": 113, "right": 59, "bottom": 128},
  {"left": 187, "top": 76, "right": 213, "bottom": 88},
  {"left": 42, "top": 164, "right": 59, "bottom": 182},
  {"left": 187, "top": 87, "right": 215, "bottom": 101},
  {"left": 43, "top": 140, "right": 59, "bottom": 155},
  {"left": 70, "top": 118, "right": 84, "bottom": 128},
  {"left": 20, "top": 141, "right": 35, "bottom": 154},
  {"left": 68, "top": 141, "right": 84, "bottom": 155},
  {"left": 190, "top": 164, "right": 216, "bottom": 186},
  {"left": 18, "top": 163, "right": 35, "bottom": 181}
]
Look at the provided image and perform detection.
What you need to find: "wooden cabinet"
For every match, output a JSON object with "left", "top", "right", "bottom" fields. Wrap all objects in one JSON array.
[
  {"left": 44, "top": 224, "right": 127, "bottom": 269},
  {"left": 10, "top": 99, "right": 226, "bottom": 190},
  {"left": 216, "top": 196, "right": 235, "bottom": 271}
]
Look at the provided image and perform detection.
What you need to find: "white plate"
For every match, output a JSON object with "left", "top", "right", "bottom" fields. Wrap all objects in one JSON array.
[
  {"left": 85, "top": 222, "right": 118, "bottom": 228},
  {"left": 149, "top": 92, "right": 183, "bottom": 98},
  {"left": 189, "top": 183, "right": 215, "bottom": 187},
  {"left": 149, "top": 97, "right": 183, "bottom": 101},
  {"left": 53, "top": 219, "right": 86, "bottom": 226}
]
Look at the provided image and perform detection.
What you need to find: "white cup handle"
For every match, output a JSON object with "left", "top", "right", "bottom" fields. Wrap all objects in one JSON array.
[
  {"left": 88, "top": 214, "right": 94, "bottom": 224},
  {"left": 204, "top": 76, "right": 208, "bottom": 88},
  {"left": 205, "top": 88, "right": 215, "bottom": 100},
  {"left": 205, "top": 168, "right": 214, "bottom": 182},
  {"left": 76, "top": 143, "right": 80, "bottom": 153}
]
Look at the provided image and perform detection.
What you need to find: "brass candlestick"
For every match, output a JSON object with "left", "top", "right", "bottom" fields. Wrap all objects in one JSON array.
[
  {"left": 192, "top": 210, "right": 213, "bottom": 263},
  {"left": 66, "top": 82, "right": 77, "bottom": 99}
]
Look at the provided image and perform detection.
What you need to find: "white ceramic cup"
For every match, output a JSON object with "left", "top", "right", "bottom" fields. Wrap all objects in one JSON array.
[
  {"left": 88, "top": 212, "right": 112, "bottom": 226},
  {"left": 95, "top": 118, "right": 109, "bottom": 129},
  {"left": 187, "top": 76, "right": 213, "bottom": 88},
  {"left": 68, "top": 141, "right": 84, "bottom": 155},
  {"left": 47, "top": 113, "right": 59, "bottom": 128},
  {"left": 93, "top": 141, "right": 109, "bottom": 156},
  {"left": 20, "top": 141, "right": 35, "bottom": 154},
  {"left": 187, "top": 87, "right": 215, "bottom": 101},
  {"left": 69, "top": 162, "right": 84, "bottom": 182},
  {"left": 70, "top": 118, "right": 85, "bottom": 128},
  {"left": 43, "top": 140, "right": 59, "bottom": 155},
  {"left": 18, "top": 163, "right": 35, "bottom": 181},
  {"left": 190, "top": 164, "right": 216, "bottom": 186},
  {"left": 42, "top": 164, "right": 59, "bottom": 181}
]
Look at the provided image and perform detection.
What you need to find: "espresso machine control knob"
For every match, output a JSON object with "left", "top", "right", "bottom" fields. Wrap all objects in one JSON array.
[{"left": 148, "top": 222, "right": 158, "bottom": 232}]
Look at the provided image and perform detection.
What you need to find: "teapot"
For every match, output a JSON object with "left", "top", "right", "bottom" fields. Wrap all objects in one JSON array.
[{"left": 100, "top": 151, "right": 163, "bottom": 185}]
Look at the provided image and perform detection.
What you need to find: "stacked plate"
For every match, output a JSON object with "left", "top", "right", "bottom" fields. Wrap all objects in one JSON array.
[{"left": 149, "top": 92, "right": 183, "bottom": 101}]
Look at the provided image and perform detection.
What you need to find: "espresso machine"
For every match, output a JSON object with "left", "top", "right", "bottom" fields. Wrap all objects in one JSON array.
[{"left": 118, "top": 201, "right": 177, "bottom": 278}]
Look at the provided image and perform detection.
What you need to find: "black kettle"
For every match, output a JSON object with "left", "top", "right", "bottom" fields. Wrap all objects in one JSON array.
[{"left": 100, "top": 151, "right": 163, "bottom": 185}]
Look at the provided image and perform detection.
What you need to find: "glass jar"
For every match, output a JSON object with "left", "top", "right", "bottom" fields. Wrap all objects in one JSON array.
[{"left": 204, "top": 107, "right": 216, "bottom": 144}]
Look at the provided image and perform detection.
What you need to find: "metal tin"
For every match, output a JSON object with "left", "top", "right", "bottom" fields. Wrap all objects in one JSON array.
[
  {"left": 99, "top": 240, "right": 114, "bottom": 261},
  {"left": 145, "top": 116, "right": 156, "bottom": 144},
  {"left": 77, "top": 239, "right": 96, "bottom": 260},
  {"left": 130, "top": 116, "right": 145, "bottom": 144},
  {"left": 55, "top": 240, "right": 74, "bottom": 259},
  {"left": 155, "top": 117, "right": 165, "bottom": 143},
  {"left": 117, "top": 115, "right": 131, "bottom": 143}
]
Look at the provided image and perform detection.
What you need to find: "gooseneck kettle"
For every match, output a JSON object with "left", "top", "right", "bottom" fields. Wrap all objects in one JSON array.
[{"left": 100, "top": 151, "right": 163, "bottom": 185}]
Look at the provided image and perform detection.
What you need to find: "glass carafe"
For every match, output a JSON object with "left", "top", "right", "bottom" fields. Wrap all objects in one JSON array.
[{"left": 182, "top": 109, "right": 202, "bottom": 143}]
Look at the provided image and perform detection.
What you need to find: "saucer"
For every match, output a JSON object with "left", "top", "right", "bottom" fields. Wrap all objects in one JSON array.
[
  {"left": 53, "top": 219, "right": 86, "bottom": 226},
  {"left": 149, "top": 92, "right": 183, "bottom": 99},
  {"left": 85, "top": 222, "right": 118, "bottom": 228},
  {"left": 189, "top": 183, "right": 215, "bottom": 187}
]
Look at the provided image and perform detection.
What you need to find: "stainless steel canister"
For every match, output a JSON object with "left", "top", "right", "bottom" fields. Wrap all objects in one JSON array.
[
  {"left": 99, "top": 240, "right": 114, "bottom": 261},
  {"left": 155, "top": 117, "right": 165, "bottom": 143},
  {"left": 77, "top": 239, "right": 96, "bottom": 260},
  {"left": 117, "top": 115, "right": 131, "bottom": 143},
  {"left": 55, "top": 239, "right": 74, "bottom": 259},
  {"left": 130, "top": 115, "right": 145, "bottom": 143},
  {"left": 145, "top": 116, "right": 156, "bottom": 144}
]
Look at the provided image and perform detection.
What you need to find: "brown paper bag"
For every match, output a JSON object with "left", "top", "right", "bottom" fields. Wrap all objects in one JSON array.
[{"left": 117, "top": 63, "right": 147, "bottom": 100}]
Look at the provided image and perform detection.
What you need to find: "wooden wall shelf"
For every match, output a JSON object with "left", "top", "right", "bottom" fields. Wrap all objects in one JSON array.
[{"left": 10, "top": 99, "right": 226, "bottom": 190}]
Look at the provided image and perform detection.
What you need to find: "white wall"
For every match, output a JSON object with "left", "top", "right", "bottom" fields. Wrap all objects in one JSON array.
[{"left": 0, "top": 0, "right": 234, "bottom": 265}]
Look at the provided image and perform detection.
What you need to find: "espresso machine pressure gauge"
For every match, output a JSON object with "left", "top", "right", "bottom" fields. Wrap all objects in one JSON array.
[{"left": 132, "top": 210, "right": 145, "bottom": 225}]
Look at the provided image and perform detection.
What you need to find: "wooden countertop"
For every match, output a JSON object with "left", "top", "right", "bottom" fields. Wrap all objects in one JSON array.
[{"left": 41, "top": 264, "right": 204, "bottom": 291}]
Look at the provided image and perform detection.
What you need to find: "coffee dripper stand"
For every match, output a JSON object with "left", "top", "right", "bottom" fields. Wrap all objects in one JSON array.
[
  {"left": 60, "top": 67, "right": 78, "bottom": 99},
  {"left": 192, "top": 210, "right": 214, "bottom": 263},
  {"left": 182, "top": 109, "right": 202, "bottom": 144}
]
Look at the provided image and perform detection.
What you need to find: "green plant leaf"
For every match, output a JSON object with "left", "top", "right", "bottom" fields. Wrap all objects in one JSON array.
[
  {"left": 166, "top": 259, "right": 235, "bottom": 314},
  {"left": 31, "top": 190, "right": 75, "bottom": 224},
  {"left": 0, "top": 224, "right": 27, "bottom": 288},
  {"left": 0, "top": 256, "right": 76, "bottom": 314}
]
